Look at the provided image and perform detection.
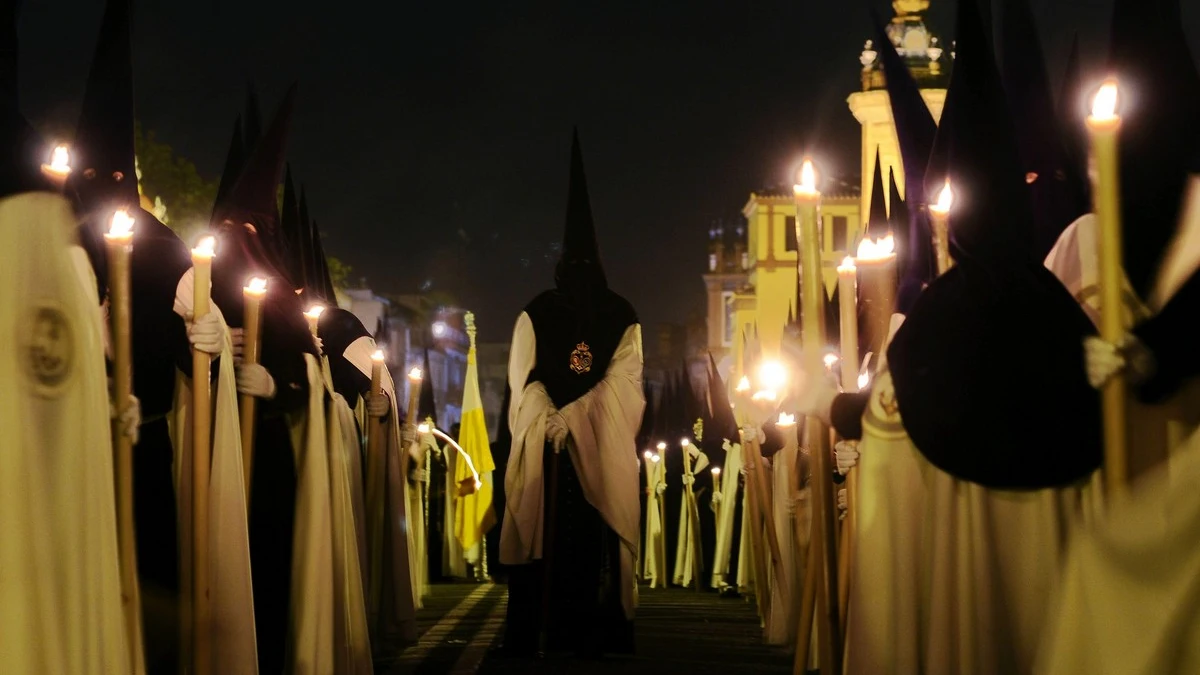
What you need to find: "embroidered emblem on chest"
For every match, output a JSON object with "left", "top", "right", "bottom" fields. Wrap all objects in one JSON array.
[
  {"left": 22, "top": 303, "right": 75, "bottom": 397},
  {"left": 569, "top": 342, "right": 593, "bottom": 375}
]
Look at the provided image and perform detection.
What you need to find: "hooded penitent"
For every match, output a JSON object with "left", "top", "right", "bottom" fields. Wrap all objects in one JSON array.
[
  {"left": 887, "top": 0, "right": 1102, "bottom": 490},
  {"left": 871, "top": 9, "right": 936, "bottom": 311},
  {"left": 310, "top": 218, "right": 338, "bottom": 303},
  {"left": 866, "top": 148, "right": 889, "bottom": 239},
  {"left": 243, "top": 82, "right": 263, "bottom": 155},
  {"left": 997, "top": 0, "right": 1089, "bottom": 260},
  {"left": 279, "top": 165, "right": 303, "bottom": 289}
]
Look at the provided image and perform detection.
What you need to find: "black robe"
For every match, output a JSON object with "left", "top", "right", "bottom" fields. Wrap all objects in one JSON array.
[{"left": 503, "top": 288, "right": 638, "bottom": 657}]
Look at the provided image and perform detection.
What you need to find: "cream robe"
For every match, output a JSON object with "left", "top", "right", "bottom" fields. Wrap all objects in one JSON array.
[
  {"left": 441, "top": 438, "right": 468, "bottom": 578},
  {"left": 500, "top": 312, "right": 645, "bottom": 618},
  {"left": 643, "top": 457, "right": 668, "bottom": 587},
  {"left": 0, "top": 192, "right": 133, "bottom": 674},
  {"left": 710, "top": 440, "right": 744, "bottom": 588},
  {"left": 673, "top": 448, "right": 708, "bottom": 587},
  {"left": 328, "top": 392, "right": 374, "bottom": 674},
  {"left": 765, "top": 440, "right": 801, "bottom": 646}
]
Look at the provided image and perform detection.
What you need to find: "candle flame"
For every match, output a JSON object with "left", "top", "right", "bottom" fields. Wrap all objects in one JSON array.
[
  {"left": 651, "top": 454, "right": 661, "bottom": 463},
  {"left": 303, "top": 305, "right": 325, "bottom": 320},
  {"left": 408, "top": 367, "right": 423, "bottom": 381},
  {"left": 417, "top": 422, "right": 430, "bottom": 434},
  {"left": 797, "top": 159, "right": 818, "bottom": 193},
  {"left": 777, "top": 412, "right": 796, "bottom": 426},
  {"left": 49, "top": 145, "right": 71, "bottom": 173},
  {"left": 681, "top": 438, "right": 690, "bottom": 447},
  {"left": 1091, "top": 80, "right": 1119, "bottom": 121},
  {"left": 823, "top": 353, "right": 839, "bottom": 370},
  {"left": 244, "top": 277, "right": 267, "bottom": 294},
  {"left": 856, "top": 232, "right": 896, "bottom": 261},
  {"left": 758, "top": 360, "right": 787, "bottom": 391},
  {"left": 711, "top": 467, "right": 721, "bottom": 476},
  {"left": 735, "top": 376, "right": 751, "bottom": 392},
  {"left": 108, "top": 209, "right": 134, "bottom": 237},
  {"left": 837, "top": 255, "right": 857, "bottom": 273},
  {"left": 657, "top": 441, "right": 667, "bottom": 451},
  {"left": 931, "top": 180, "right": 954, "bottom": 214},
  {"left": 857, "top": 371, "right": 870, "bottom": 390},
  {"left": 371, "top": 349, "right": 386, "bottom": 363},
  {"left": 644, "top": 450, "right": 653, "bottom": 460},
  {"left": 751, "top": 389, "right": 778, "bottom": 402},
  {"left": 192, "top": 235, "right": 216, "bottom": 258}
]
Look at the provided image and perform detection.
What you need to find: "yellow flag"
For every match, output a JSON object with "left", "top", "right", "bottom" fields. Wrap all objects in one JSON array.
[{"left": 454, "top": 313, "right": 496, "bottom": 554}]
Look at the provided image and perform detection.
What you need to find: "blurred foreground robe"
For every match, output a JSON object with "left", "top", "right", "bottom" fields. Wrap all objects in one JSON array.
[{"left": 0, "top": 191, "right": 132, "bottom": 674}]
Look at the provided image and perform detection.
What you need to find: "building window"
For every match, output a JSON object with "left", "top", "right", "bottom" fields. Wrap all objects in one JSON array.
[
  {"left": 831, "top": 215, "right": 848, "bottom": 251},
  {"left": 708, "top": 253, "right": 718, "bottom": 271},
  {"left": 721, "top": 291, "right": 735, "bottom": 346},
  {"left": 784, "top": 216, "right": 798, "bottom": 252}
]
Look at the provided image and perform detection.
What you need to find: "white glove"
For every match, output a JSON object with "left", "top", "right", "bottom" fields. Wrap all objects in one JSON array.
[
  {"left": 655, "top": 482, "right": 666, "bottom": 496},
  {"left": 235, "top": 363, "right": 277, "bottom": 399},
  {"left": 230, "top": 327, "right": 245, "bottom": 363},
  {"left": 401, "top": 424, "right": 416, "bottom": 448},
  {"left": 1084, "top": 336, "right": 1125, "bottom": 388},
  {"left": 186, "top": 311, "right": 225, "bottom": 355},
  {"left": 411, "top": 468, "right": 429, "bottom": 483},
  {"left": 367, "top": 391, "right": 390, "bottom": 418},
  {"left": 835, "top": 440, "right": 859, "bottom": 476},
  {"left": 546, "top": 410, "right": 569, "bottom": 453},
  {"left": 314, "top": 336, "right": 324, "bottom": 354},
  {"left": 681, "top": 473, "right": 695, "bottom": 487},
  {"left": 741, "top": 425, "right": 765, "bottom": 445},
  {"left": 837, "top": 488, "right": 848, "bottom": 520},
  {"left": 420, "top": 431, "right": 439, "bottom": 452},
  {"left": 110, "top": 394, "right": 141, "bottom": 445},
  {"left": 711, "top": 491, "right": 723, "bottom": 507},
  {"left": 795, "top": 364, "right": 838, "bottom": 424},
  {"left": 722, "top": 439, "right": 733, "bottom": 452}
]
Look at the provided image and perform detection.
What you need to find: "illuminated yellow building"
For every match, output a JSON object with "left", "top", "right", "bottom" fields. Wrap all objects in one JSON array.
[{"left": 703, "top": 1, "right": 950, "bottom": 375}]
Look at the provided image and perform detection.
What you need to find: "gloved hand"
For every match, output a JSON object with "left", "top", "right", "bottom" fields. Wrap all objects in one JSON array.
[
  {"left": 367, "top": 391, "right": 390, "bottom": 418},
  {"left": 186, "top": 311, "right": 225, "bottom": 355},
  {"left": 681, "top": 473, "right": 695, "bottom": 487},
  {"left": 402, "top": 424, "right": 416, "bottom": 448},
  {"left": 711, "top": 491, "right": 723, "bottom": 507},
  {"left": 1084, "top": 334, "right": 1155, "bottom": 388},
  {"left": 110, "top": 394, "right": 141, "bottom": 445},
  {"left": 835, "top": 440, "right": 859, "bottom": 476},
  {"left": 314, "top": 336, "right": 324, "bottom": 354},
  {"left": 837, "top": 488, "right": 848, "bottom": 520},
  {"left": 741, "top": 425, "right": 765, "bottom": 445},
  {"left": 655, "top": 482, "right": 666, "bottom": 496},
  {"left": 722, "top": 439, "right": 733, "bottom": 452},
  {"left": 230, "top": 327, "right": 244, "bottom": 363},
  {"left": 235, "top": 363, "right": 277, "bottom": 399},
  {"left": 546, "top": 410, "right": 569, "bottom": 453},
  {"left": 795, "top": 364, "right": 838, "bottom": 424},
  {"left": 410, "top": 468, "right": 429, "bottom": 484}
]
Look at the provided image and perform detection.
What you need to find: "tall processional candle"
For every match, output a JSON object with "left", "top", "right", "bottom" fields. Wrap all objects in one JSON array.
[
  {"left": 1086, "top": 79, "right": 1128, "bottom": 492},
  {"left": 41, "top": 144, "right": 72, "bottom": 187},
  {"left": 304, "top": 304, "right": 324, "bottom": 341},
  {"left": 368, "top": 348, "right": 387, "bottom": 485},
  {"left": 189, "top": 234, "right": 216, "bottom": 673},
  {"left": 792, "top": 157, "right": 841, "bottom": 671},
  {"left": 856, "top": 233, "right": 897, "bottom": 367},
  {"left": 836, "top": 257, "right": 860, "bottom": 392},
  {"left": 104, "top": 209, "right": 140, "bottom": 667},
  {"left": 239, "top": 277, "right": 267, "bottom": 495},
  {"left": 929, "top": 180, "right": 954, "bottom": 276}
]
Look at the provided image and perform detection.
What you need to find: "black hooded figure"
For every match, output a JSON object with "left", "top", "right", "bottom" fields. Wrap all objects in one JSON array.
[
  {"left": 210, "top": 84, "right": 316, "bottom": 675},
  {"left": 501, "top": 130, "right": 641, "bottom": 658},
  {"left": 887, "top": 0, "right": 1102, "bottom": 490},
  {"left": 67, "top": 2, "right": 194, "bottom": 668}
]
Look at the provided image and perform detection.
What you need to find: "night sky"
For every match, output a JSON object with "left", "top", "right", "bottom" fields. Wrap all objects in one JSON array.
[{"left": 14, "top": 0, "right": 1200, "bottom": 341}]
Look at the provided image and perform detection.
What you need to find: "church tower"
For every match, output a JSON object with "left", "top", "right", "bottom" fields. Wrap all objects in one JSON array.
[{"left": 847, "top": 0, "right": 948, "bottom": 218}]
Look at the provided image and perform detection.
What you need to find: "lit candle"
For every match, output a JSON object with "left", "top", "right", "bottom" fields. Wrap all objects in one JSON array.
[
  {"left": 929, "top": 180, "right": 954, "bottom": 275},
  {"left": 855, "top": 233, "right": 897, "bottom": 364},
  {"left": 406, "top": 367, "right": 424, "bottom": 439},
  {"left": 711, "top": 466, "right": 721, "bottom": 478},
  {"left": 370, "top": 349, "right": 386, "bottom": 396},
  {"left": 1086, "top": 78, "right": 1127, "bottom": 493},
  {"left": 189, "top": 233, "right": 215, "bottom": 671},
  {"left": 103, "top": 209, "right": 139, "bottom": 664},
  {"left": 41, "top": 144, "right": 72, "bottom": 186},
  {"left": 304, "top": 304, "right": 324, "bottom": 339},
  {"left": 776, "top": 412, "right": 796, "bottom": 427},
  {"left": 239, "top": 277, "right": 267, "bottom": 493},
  {"left": 837, "top": 256, "right": 860, "bottom": 392},
  {"left": 644, "top": 450, "right": 655, "bottom": 493}
]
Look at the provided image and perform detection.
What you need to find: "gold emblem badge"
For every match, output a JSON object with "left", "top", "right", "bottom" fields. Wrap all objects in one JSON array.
[
  {"left": 22, "top": 303, "right": 75, "bottom": 397},
  {"left": 569, "top": 342, "right": 593, "bottom": 375}
]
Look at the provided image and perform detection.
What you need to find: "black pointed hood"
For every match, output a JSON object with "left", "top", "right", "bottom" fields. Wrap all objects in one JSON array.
[
  {"left": 866, "top": 149, "right": 889, "bottom": 238},
  {"left": 296, "top": 184, "right": 315, "bottom": 298},
  {"left": 997, "top": 0, "right": 1089, "bottom": 259},
  {"left": 418, "top": 347, "right": 437, "bottom": 426},
  {"left": 214, "top": 115, "right": 244, "bottom": 208},
  {"left": 243, "top": 82, "right": 262, "bottom": 151},
  {"left": 280, "top": 164, "right": 303, "bottom": 288},
  {"left": 310, "top": 218, "right": 337, "bottom": 303},
  {"left": 1057, "top": 35, "right": 1090, "bottom": 213},
  {"left": 924, "top": 0, "right": 1032, "bottom": 268},
  {"left": 66, "top": 0, "right": 138, "bottom": 214},
  {"left": 888, "top": 169, "right": 912, "bottom": 278},
  {"left": 706, "top": 353, "right": 739, "bottom": 443},
  {"left": 1107, "top": 0, "right": 1200, "bottom": 297},
  {"left": 872, "top": 9, "right": 936, "bottom": 291},
  {"left": 555, "top": 129, "right": 608, "bottom": 296},
  {"left": 887, "top": 0, "right": 1103, "bottom": 490}
]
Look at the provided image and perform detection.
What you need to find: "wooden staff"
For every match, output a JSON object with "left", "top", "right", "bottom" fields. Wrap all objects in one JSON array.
[
  {"left": 794, "top": 159, "right": 841, "bottom": 672},
  {"left": 736, "top": 426, "right": 771, "bottom": 621},
  {"left": 835, "top": 257, "right": 859, "bottom": 629},
  {"left": 1086, "top": 79, "right": 1129, "bottom": 493},
  {"left": 190, "top": 235, "right": 216, "bottom": 673},
  {"left": 105, "top": 210, "right": 141, "bottom": 668},
  {"left": 239, "top": 277, "right": 266, "bottom": 497}
]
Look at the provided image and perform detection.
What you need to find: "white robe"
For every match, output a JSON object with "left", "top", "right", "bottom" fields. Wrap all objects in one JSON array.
[
  {"left": 0, "top": 192, "right": 133, "bottom": 674},
  {"left": 673, "top": 448, "right": 708, "bottom": 587},
  {"left": 500, "top": 312, "right": 645, "bottom": 618},
  {"left": 643, "top": 459, "right": 668, "bottom": 587},
  {"left": 710, "top": 440, "right": 744, "bottom": 588}
]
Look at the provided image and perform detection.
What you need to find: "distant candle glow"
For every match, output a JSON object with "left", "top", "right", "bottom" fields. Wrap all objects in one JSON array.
[
  {"left": 823, "top": 352, "right": 839, "bottom": 370},
  {"left": 837, "top": 255, "right": 857, "bottom": 273},
  {"left": 417, "top": 422, "right": 431, "bottom": 434},
  {"left": 680, "top": 438, "right": 690, "bottom": 447},
  {"left": 408, "top": 367, "right": 423, "bottom": 381},
  {"left": 651, "top": 454, "right": 661, "bottom": 463},
  {"left": 657, "top": 441, "right": 667, "bottom": 451},
  {"left": 371, "top": 349, "right": 385, "bottom": 363},
  {"left": 758, "top": 360, "right": 787, "bottom": 391},
  {"left": 303, "top": 305, "right": 325, "bottom": 321},
  {"left": 644, "top": 450, "right": 653, "bottom": 461},
  {"left": 244, "top": 277, "right": 267, "bottom": 296},
  {"left": 930, "top": 180, "right": 954, "bottom": 215},
  {"left": 711, "top": 467, "right": 721, "bottom": 477},
  {"left": 856, "top": 232, "right": 896, "bottom": 261},
  {"left": 793, "top": 158, "right": 819, "bottom": 197},
  {"left": 192, "top": 235, "right": 216, "bottom": 259},
  {"left": 107, "top": 209, "right": 134, "bottom": 239},
  {"left": 857, "top": 371, "right": 870, "bottom": 390},
  {"left": 777, "top": 412, "right": 796, "bottom": 426},
  {"left": 46, "top": 144, "right": 71, "bottom": 175},
  {"left": 735, "top": 376, "right": 751, "bottom": 393},
  {"left": 1090, "top": 80, "right": 1119, "bottom": 121}
]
